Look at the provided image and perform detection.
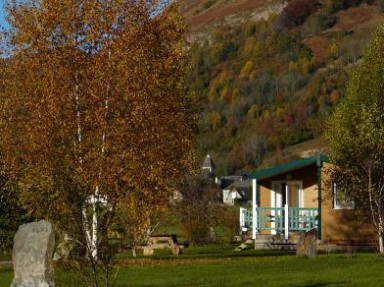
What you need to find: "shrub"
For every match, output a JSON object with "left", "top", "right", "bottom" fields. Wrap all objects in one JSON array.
[
  {"left": 216, "top": 206, "right": 241, "bottom": 242},
  {"left": 326, "top": 0, "right": 371, "bottom": 13},
  {"left": 177, "top": 177, "right": 221, "bottom": 244},
  {"left": 204, "top": 0, "right": 217, "bottom": 9},
  {"left": 303, "top": 11, "right": 337, "bottom": 36},
  {"left": 380, "top": 0, "right": 384, "bottom": 11},
  {"left": 0, "top": 188, "right": 30, "bottom": 253},
  {"left": 278, "top": 0, "right": 319, "bottom": 29}
]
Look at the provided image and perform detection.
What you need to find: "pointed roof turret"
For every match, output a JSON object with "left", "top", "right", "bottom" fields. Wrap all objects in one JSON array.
[{"left": 201, "top": 154, "right": 215, "bottom": 175}]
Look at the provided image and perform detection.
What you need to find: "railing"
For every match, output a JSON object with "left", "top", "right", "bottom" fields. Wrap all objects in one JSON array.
[
  {"left": 288, "top": 207, "right": 318, "bottom": 231},
  {"left": 240, "top": 207, "right": 318, "bottom": 233},
  {"left": 240, "top": 207, "right": 253, "bottom": 230}
]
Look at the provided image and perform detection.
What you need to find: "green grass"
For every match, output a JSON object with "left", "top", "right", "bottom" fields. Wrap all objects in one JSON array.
[
  {"left": 0, "top": 253, "right": 11, "bottom": 261},
  {"left": 2, "top": 245, "right": 384, "bottom": 286},
  {"left": 0, "top": 265, "right": 13, "bottom": 285}
]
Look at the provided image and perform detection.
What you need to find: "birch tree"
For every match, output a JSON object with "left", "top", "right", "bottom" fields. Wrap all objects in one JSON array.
[
  {"left": 326, "top": 24, "right": 384, "bottom": 253},
  {"left": 1, "top": 0, "right": 195, "bottom": 280}
]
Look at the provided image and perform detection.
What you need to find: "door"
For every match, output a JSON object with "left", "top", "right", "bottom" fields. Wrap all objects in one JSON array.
[
  {"left": 287, "top": 181, "right": 303, "bottom": 207},
  {"left": 272, "top": 181, "right": 303, "bottom": 207},
  {"left": 271, "top": 181, "right": 303, "bottom": 234},
  {"left": 271, "top": 182, "right": 283, "bottom": 208},
  {"left": 271, "top": 182, "right": 285, "bottom": 234}
]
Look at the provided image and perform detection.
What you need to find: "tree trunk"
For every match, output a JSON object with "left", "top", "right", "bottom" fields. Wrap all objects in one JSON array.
[
  {"left": 379, "top": 233, "right": 384, "bottom": 254},
  {"left": 82, "top": 206, "right": 92, "bottom": 257},
  {"left": 91, "top": 199, "right": 98, "bottom": 259},
  {"left": 378, "top": 230, "right": 384, "bottom": 255},
  {"left": 82, "top": 190, "right": 100, "bottom": 260}
]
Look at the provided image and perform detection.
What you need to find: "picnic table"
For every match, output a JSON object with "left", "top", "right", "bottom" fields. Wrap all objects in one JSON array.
[{"left": 136, "top": 234, "right": 186, "bottom": 256}]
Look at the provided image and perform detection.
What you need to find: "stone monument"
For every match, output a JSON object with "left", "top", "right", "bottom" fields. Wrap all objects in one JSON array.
[
  {"left": 11, "top": 220, "right": 55, "bottom": 287},
  {"left": 296, "top": 228, "right": 317, "bottom": 258}
]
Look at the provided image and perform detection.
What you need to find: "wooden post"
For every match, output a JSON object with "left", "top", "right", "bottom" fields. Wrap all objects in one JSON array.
[
  {"left": 316, "top": 154, "right": 322, "bottom": 240},
  {"left": 284, "top": 204, "right": 289, "bottom": 241},
  {"left": 239, "top": 207, "right": 244, "bottom": 229},
  {"left": 285, "top": 184, "right": 289, "bottom": 241},
  {"left": 252, "top": 179, "right": 257, "bottom": 240}
]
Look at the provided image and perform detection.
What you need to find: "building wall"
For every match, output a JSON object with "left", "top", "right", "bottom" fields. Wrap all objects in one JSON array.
[
  {"left": 300, "top": 166, "right": 318, "bottom": 208},
  {"left": 320, "top": 163, "right": 376, "bottom": 245},
  {"left": 258, "top": 165, "right": 318, "bottom": 208},
  {"left": 258, "top": 184, "right": 272, "bottom": 234},
  {"left": 222, "top": 189, "right": 241, "bottom": 205}
]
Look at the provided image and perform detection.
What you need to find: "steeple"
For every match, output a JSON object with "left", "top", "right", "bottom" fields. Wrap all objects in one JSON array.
[{"left": 201, "top": 154, "right": 215, "bottom": 175}]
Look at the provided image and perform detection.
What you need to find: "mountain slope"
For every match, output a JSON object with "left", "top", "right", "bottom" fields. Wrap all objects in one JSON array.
[
  {"left": 180, "top": 0, "right": 285, "bottom": 33},
  {"left": 181, "top": 0, "right": 384, "bottom": 174}
]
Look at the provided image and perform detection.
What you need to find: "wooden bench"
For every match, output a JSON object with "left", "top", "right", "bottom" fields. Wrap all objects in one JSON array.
[{"left": 136, "top": 234, "right": 186, "bottom": 256}]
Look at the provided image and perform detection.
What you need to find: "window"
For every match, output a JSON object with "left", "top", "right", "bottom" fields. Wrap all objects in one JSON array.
[{"left": 333, "top": 183, "right": 355, "bottom": 210}]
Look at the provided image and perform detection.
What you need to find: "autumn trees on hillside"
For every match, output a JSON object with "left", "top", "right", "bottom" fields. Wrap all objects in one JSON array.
[
  {"left": 187, "top": 0, "right": 379, "bottom": 175},
  {"left": 0, "top": 0, "right": 195, "bottom": 281},
  {"left": 188, "top": 16, "right": 322, "bottom": 174}
]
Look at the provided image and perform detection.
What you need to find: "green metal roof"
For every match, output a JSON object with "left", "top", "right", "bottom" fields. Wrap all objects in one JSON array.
[{"left": 247, "top": 154, "right": 329, "bottom": 181}]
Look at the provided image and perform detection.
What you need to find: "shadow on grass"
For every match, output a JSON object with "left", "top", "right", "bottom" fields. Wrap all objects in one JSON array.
[
  {"left": 298, "top": 282, "right": 348, "bottom": 287},
  {"left": 115, "top": 246, "right": 298, "bottom": 263}
]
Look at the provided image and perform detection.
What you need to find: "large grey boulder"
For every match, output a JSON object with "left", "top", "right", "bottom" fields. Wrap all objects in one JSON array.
[{"left": 11, "top": 220, "right": 55, "bottom": 287}]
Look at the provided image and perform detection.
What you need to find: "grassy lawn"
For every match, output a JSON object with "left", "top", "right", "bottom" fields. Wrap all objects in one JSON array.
[
  {"left": 0, "top": 253, "right": 11, "bottom": 261},
  {"left": 2, "top": 245, "right": 384, "bottom": 286}
]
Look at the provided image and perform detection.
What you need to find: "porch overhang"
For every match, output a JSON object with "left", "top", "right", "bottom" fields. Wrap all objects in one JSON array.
[{"left": 246, "top": 154, "right": 329, "bottom": 181}]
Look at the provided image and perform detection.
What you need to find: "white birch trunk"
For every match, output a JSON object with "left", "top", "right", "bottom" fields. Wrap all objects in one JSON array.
[
  {"left": 379, "top": 231, "right": 384, "bottom": 254},
  {"left": 73, "top": 71, "right": 97, "bottom": 259},
  {"left": 83, "top": 188, "right": 101, "bottom": 260},
  {"left": 80, "top": 47, "right": 112, "bottom": 261},
  {"left": 367, "top": 168, "right": 384, "bottom": 254},
  {"left": 88, "top": 49, "right": 111, "bottom": 260},
  {"left": 91, "top": 192, "right": 98, "bottom": 259},
  {"left": 82, "top": 207, "right": 92, "bottom": 255}
]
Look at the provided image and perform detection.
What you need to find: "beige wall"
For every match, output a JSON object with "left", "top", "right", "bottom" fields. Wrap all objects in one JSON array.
[
  {"left": 258, "top": 165, "right": 318, "bottom": 208},
  {"left": 320, "top": 163, "right": 376, "bottom": 244}
]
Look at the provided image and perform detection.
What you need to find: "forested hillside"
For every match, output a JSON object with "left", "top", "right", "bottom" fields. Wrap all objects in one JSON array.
[{"left": 182, "top": 0, "right": 384, "bottom": 175}]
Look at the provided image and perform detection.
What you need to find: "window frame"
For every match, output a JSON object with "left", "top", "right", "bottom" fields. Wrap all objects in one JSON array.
[{"left": 333, "top": 182, "right": 355, "bottom": 210}]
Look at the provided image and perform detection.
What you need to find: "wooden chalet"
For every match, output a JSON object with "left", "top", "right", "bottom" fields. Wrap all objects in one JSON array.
[{"left": 240, "top": 154, "right": 376, "bottom": 249}]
